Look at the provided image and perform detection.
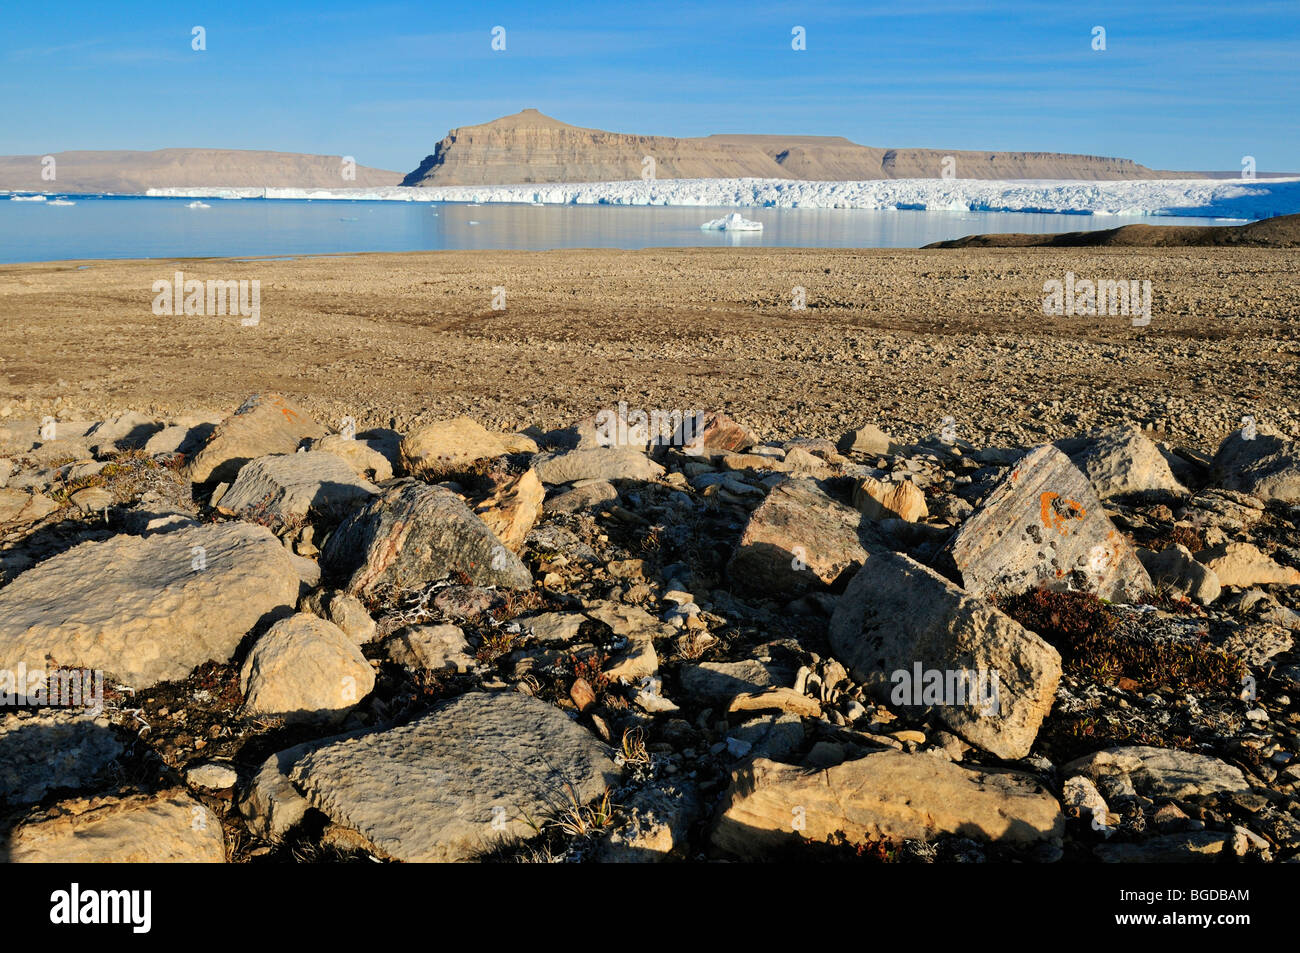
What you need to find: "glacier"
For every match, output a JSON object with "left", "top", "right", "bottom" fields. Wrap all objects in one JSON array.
[{"left": 142, "top": 176, "right": 1300, "bottom": 220}]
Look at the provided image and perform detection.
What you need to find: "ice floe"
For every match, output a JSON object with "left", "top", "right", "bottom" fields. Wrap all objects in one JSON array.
[{"left": 701, "top": 212, "right": 763, "bottom": 230}]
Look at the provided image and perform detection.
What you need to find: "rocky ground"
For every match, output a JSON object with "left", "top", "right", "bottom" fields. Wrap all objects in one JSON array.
[
  {"left": 0, "top": 391, "right": 1299, "bottom": 862},
  {"left": 0, "top": 246, "right": 1298, "bottom": 863}
]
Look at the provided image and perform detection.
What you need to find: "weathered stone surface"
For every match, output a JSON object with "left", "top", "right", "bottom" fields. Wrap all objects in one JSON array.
[
  {"left": 728, "top": 478, "right": 876, "bottom": 595},
  {"left": 321, "top": 479, "right": 532, "bottom": 596},
  {"left": 585, "top": 602, "right": 662, "bottom": 682},
  {"left": 1062, "top": 426, "right": 1187, "bottom": 500},
  {"left": 385, "top": 624, "right": 474, "bottom": 673},
  {"left": 521, "top": 611, "right": 586, "bottom": 643},
  {"left": 0, "top": 523, "right": 299, "bottom": 686},
  {"left": 679, "top": 659, "right": 788, "bottom": 704},
  {"left": 186, "top": 762, "right": 239, "bottom": 790},
  {"left": 837, "top": 422, "right": 900, "bottom": 456},
  {"left": 474, "top": 468, "right": 543, "bottom": 553},
  {"left": 184, "top": 393, "right": 325, "bottom": 485},
  {"left": 546, "top": 479, "right": 617, "bottom": 514},
  {"left": 216, "top": 451, "right": 377, "bottom": 522},
  {"left": 1212, "top": 424, "right": 1300, "bottom": 503},
  {"left": 400, "top": 417, "right": 536, "bottom": 477},
  {"left": 6, "top": 790, "right": 226, "bottom": 862},
  {"left": 1196, "top": 541, "right": 1300, "bottom": 588},
  {"left": 86, "top": 412, "right": 163, "bottom": 455},
  {"left": 595, "top": 780, "right": 698, "bottom": 862},
  {"left": 237, "top": 742, "right": 324, "bottom": 841},
  {"left": 240, "top": 614, "right": 375, "bottom": 724},
  {"left": 728, "top": 687, "right": 822, "bottom": 718},
  {"left": 1064, "top": 746, "right": 1251, "bottom": 800},
  {"left": 829, "top": 550, "right": 1061, "bottom": 759},
  {"left": 0, "top": 710, "right": 122, "bottom": 806},
  {"left": 533, "top": 447, "right": 664, "bottom": 485},
  {"left": 1138, "top": 544, "right": 1222, "bottom": 605},
  {"left": 675, "top": 411, "right": 759, "bottom": 455},
  {"left": 712, "top": 752, "right": 1063, "bottom": 858},
  {"left": 947, "top": 445, "right": 1151, "bottom": 602},
  {"left": 0, "top": 487, "right": 57, "bottom": 528},
  {"left": 1094, "top": 831, "right": 1231, "bottom": 863},
  {"left": 304, "top": 434, "right": 393, "bottom": 482},
  {"left": 288, "top": 692, "right": 619, "bottom": 862},
  {"left": 852, "top": 476, "right": 928, "bottom": 522}
]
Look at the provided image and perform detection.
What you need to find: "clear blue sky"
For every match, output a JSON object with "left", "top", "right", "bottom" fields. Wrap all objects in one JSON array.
[{"left": 3, "top": 0, "right": 1296, "bottom": 173}]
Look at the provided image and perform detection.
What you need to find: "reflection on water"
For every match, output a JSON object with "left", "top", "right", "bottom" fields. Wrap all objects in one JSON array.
[{"left": 0, "top": 196, "right": 1236, "bottom": 264}]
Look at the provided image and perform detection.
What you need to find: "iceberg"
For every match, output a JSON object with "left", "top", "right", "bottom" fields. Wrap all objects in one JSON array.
[
  {"left": 701, "top": 212, "right": 763, "bottom": 231},
  {"left": 10, "top": 194, "right": 47, "bottom": 202},
  {"left": 141, "top": 175, "right": 1300, "bottom": 220},
  {"left": 48, "top": 199, "right": 75, "bottom": 206},
  {"left": 187, "top": 201, "right": 211, "bottom": 209}
]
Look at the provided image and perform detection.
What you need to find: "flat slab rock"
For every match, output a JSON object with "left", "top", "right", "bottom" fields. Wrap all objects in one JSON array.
[
  {"left": 948, "top": 444, "right": 1151, "bottom": 602},
  {"left": 288, "top": 692, "right": 620, "bottom": 862},
  {"left": 532, "top": 447, "right": 665, "bottom": 485},
  {"left": 6, "top": 790, "right": 225, "bottom": 862},
  {"left": 1063, "top": 746, "right": 1251, "bottom": 801},
  {"left": 728, "top": 477, "right": 877, "bottom": 595},
  {"left": 321, "top": 479, "right": 532, "bottom": 595},
  {"left": 216, "top": 451, "right": 378, "bottom": 521},
  {"left": 712, "top": 751, "right": 1063, "bottom": 859},
  {"left": 0, "top": 522, "right": 300, "bottom": 686},
  {"left": 829, "top": 550, "right": 1061, "bottom": 760},
  {"left": 184, "top": 393, "right": 325, "bottom": 485}
]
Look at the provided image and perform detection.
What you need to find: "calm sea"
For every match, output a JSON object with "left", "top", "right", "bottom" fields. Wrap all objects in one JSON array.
[{"left": 0, "top": 195, "right": 1235, "bottom": 264}]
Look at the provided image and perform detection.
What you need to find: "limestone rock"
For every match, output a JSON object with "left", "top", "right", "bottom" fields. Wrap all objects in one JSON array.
[
  {"left": 400, "top": 417, "right": 536, "bottom": 477},
  {"left": 679, "top": 659, "right": 789, "bottom": 704},
  {"left": 1064, "top": 746, "right": 1251, "bottom": 800},
  {"left": 474, "top": 468, "right": 543, "bottom": 553},
  {"left": 676, "top": 411, "right": 758, "bottom": 455},
  {"left": 240, "top": 613, "right": 375, "bottom": 724},
  {"left": 712, "top": 751, "right": 1063, "bottom": 858},
  {"left": 1062, "top": 426, "right": 1187, "bottom": 500},
  {"left": 1212, "top": 423, "right": 1300, "bottom": 503},
  {"left": 321, "top": 479, "right": 532, "bottom": 596},
  {"left": 216, "top": 451, "right": 378, "bottom": 523},
  {"left": 547, "top": 479, "right": 617, "bottom": 514},
  {"left": 0, "top": 487, "right": 57, "bottom": 528},
  {"left": 595, "top": 781, "right": 699, "bottom": 862},
  {"left": 852, "top": 476, "right": 928, "bottom": 522},
  {"left": 0, "top": 522, "right": 299, "bottom": 686},
  {"left": 533, "top": 447, "right": 664, "bottom": 485},
  {"left": 184, "top": 393, "right": 325, "bottom": 485},
  {"left": 85, "top": 412, "right": 163, "bottom": 455},
  {"left": 305, "top": 434, "right": 393, "bottom": 482},
  {"left": 288, "top": 692, "right": 619, "bottom": 862},
  {"left": 947, "top": 444, "right": 1151, "bottom": 602},
  {"left": 1138, "top": 544, "right": 1222, "bottom": 605},
  {"left": 7, "top": 790, "right": 226, "bottom": 862},
  {"left": 837, "top": 422, "right": 900, "bottom": 456},
  {"left": 829, "top": 550, "right": 1061, "bottom": 759},
  {"left": 1196, "top": 541, "right": 1300, "bottom": 588},
  {"left": 385, "top": 624, "right": 474, "bottom": 673},
  {"left": 1094, "top": 831, "right": 1231, "bottom": 863},
  {"left": 728, "top": 478, "right": 876, "bottom": 595},
  {"left": 0, "top": 710, "right": 122, "bottom": 806}
]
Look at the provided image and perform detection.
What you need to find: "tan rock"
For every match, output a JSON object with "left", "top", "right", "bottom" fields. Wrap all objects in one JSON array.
[
  {"left": 306, "top": 434, "right": 393, "bottom": 482},
  {"left": 0, "top": 487, "right": 57, "bottom": 528},
  {"left": 474, "top": 468, "right": 543, "bottom": 553},
  {"left": 7, "top": 790, "right": 226, "bottom": 862},
  {"left": 400, "top": 417, "right": 536, "bottom": 477},
  {"left": 1196, "top": 541, "right": 1300, "bottom": 587},
  {"left": 240, "top": 614, "right": 375, "bottom": 724},
  {"left": 712, "top": 752, "right": 1063, "bottom": 858},
  {"left": 184, "top": 393, "right": 325, "bottom": 485},
  {"left": 727, "top": 687, "right": 823, "bottom": 718},
  {"left": 852, "top": 476, "right": 928, "bottom": 521}
]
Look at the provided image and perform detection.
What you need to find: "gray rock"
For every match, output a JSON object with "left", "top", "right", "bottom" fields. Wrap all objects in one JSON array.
[
  {"left": 595, "top": 781, "right": 699, "bottom": 862},
  {"left": 533, "top": 447, "right": 664, "bottom": 485},
  {"left": 184, "top": 393, "right": 326, "bottom": 485},
  {"left": 384, "top": 624, "right": 474, "bottom": 673},
  {"left": 0, "top": 710, "right": 122, "bottom": 806},
  {"left": 546, "top": 479, "right": 618, "bottom": 514},
  {"left": 217, "top": 451, "right": 377, "bottom": 523},
  {"left": 679, "top": 659, "right": 789, "bottom": 705},
  {"left": 1138, "top": 544, "right": 1222, "bottom": 605},
  {"left": 1064, "top": 746, "right": 1251, "bottom": 801},
  {"left": 947, "top": 444, "right": 1151, "bottom": 602},
  {"left": 1212, "top": 424, "right": 1300, "bottom": 503},
  {"left": 321, "top": 479, "right": 531, "bottom": 596},
  {"left": 1062, "top": 426, "right": 1187, "bottom": 499},
  {"left": 1095, "top": 831, "right": 1231, "bottom": 863},
  {"left": 288, "top": 692, "right": 620, "bottom": 861},
  {"left": 240, "top": 614, "right": 375, "bottom": 724},
  {"left": 0, "top": 522, "right": 299, "bottom": 686},
  {"left": 829, "top": 550, "right": 1061, "bottom": 760}
]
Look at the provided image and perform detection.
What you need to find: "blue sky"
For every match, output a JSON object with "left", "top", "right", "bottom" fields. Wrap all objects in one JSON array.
[{"left": 3, "top": 0, "right": 1296, "bottom": 172}]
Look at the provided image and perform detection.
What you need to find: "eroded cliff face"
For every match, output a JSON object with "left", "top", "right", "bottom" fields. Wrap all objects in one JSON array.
[{"left": 402, "top": 109, "right": 1166, "bottom": 186}]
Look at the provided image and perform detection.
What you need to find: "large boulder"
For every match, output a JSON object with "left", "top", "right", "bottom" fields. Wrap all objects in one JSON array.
[
  {"left": 240, "top": 614, "right": 375, "bottom": 724},
  {"left": 320, "top": 479, "right": 532, "bottom": 596},
  {"left": 532, "top": 448, "right": 664, "bottom": 485},
  {"left": 184, "top": 394, "right": 325, "bottom": 485},
  {"left": 1061, "top": 426, "right": 1187, "bottom": 500},
  {"left": 288, "top": 692, "right": 619, "bottom": 861},
  {"left": 829, "top": 550, "right": 1061, "bottom": 759},
  {"left": 6, "top": 790, "right": 225, "bottom": 862},
  {"left": 728, "top": 478, "right": 876, "bottom": 595},
  {"left": 947, "top": 445, "right": 1151, "bottom": 602},
  {"left": 712, "top": 751, "right": 1063, "bottom": 859},
  {"left": 400, "top": 417, "right": 537, "bottom": 477},
  {"left": 216, "top": 451, "right": 378, "bottom": 523},
  {"left": 1212, "top": 423, "right": 1300, "bottom": 503},
  {"left": 0, "top": 523, "right": 299, "bottom": 686}
]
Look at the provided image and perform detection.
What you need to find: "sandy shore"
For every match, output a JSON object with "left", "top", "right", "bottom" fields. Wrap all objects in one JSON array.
[{"left": 1, "top": 246, "right": 1297, "bottom": 451}]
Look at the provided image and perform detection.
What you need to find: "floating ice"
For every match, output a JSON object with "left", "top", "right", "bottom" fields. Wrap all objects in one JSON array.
[
  {"left": 187, "top": 201, "right": 210, "bottom": 209},
  {"left": 48, "top": 199, "right": 75, "bottom": 206},
  {"left": 701, "top": 212, "right": 763, "bottom": 231},
  {"left": 142, "top": 176, "right": 1300, "bottom": 220},
  {"left": 10, "top": 194, "right": 47, "bottom": 202}
]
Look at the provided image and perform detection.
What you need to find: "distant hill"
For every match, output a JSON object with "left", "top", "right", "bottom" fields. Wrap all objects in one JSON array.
[
  {"left": 0, "top": 149, "right": 401, "bottom": 193},
  {"left": 924, "top": 212, "right": 1300, "bottom": 249},
  {"left": 402, "top": 109, "right": 1181, "bottom": 187}
]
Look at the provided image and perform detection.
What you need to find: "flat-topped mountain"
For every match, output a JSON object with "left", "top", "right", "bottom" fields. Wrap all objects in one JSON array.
[
  {"left": 0, "top": 149, "right": 401, "bottom": 193},
  {"left": 402, "top": 109, "right": 1173, "bottom": 186}
]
